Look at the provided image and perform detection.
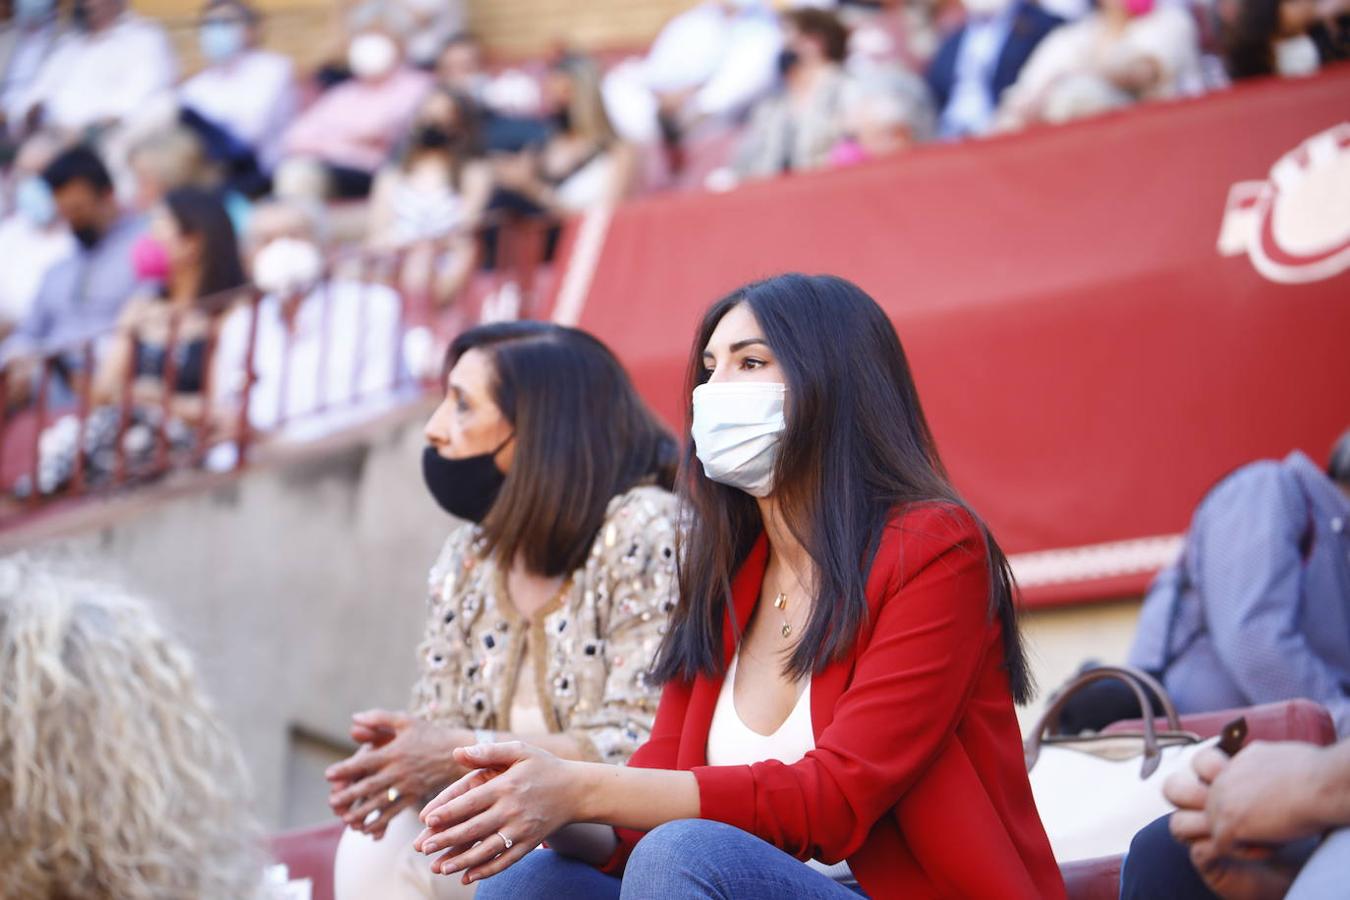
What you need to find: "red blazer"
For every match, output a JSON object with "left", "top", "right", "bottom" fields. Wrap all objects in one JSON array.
[{"left": 604, "top": 504, "right": 1065, "bottom": 899}]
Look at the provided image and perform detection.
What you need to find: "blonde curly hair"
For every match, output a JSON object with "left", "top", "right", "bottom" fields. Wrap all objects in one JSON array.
[{"left": 0, "top": 562, "right": 264, "bottom": 899}]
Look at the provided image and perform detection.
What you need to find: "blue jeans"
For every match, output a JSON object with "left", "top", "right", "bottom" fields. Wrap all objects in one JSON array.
[{"left": 474, "top": 819, "right": 868, "bottom": 899}]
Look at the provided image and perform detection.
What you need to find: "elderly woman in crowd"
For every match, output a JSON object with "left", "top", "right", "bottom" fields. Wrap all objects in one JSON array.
[
  {"left": 0, "top": 562, "right": 264, "bottom": 898},
  {"left": 328, "top": 321, "right": 680, "bottom": 899}
]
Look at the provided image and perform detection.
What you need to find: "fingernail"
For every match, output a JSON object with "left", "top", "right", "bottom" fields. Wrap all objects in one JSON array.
[
  {"left": 443, "top": 862, "right": 460, "bottom": 874},
  {"left": 427, "top": 816, "right": 440, "bottom": 827}
]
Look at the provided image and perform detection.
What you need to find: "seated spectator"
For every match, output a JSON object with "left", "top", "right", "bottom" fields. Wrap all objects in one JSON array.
[
  {"left": 179, "top": 0, "right": 297, "bottom": 176},
  {"left": 734, "top": 8, "right": 854, "bottom": 180},
  {"left": 436, "top": 33, "right": 550, "bottom": 153},
  {"left": 1222, "top": 0, "right": 1333, "bottom": 78},
  {"left": 828, "top": 80, "right": 932, "bottom": 166},
  {"left": 211, "top": 199, "right": 406, "bottom": 452},
  {"left": 0, "top": 0, "right": 66, "bottom": 145},
  {"left": 1121, "top": 738, "right": 1350, "bottom": 899},
  {"left": 348, "top": 0, "right": 467, "bottom": 70},
  {"left": 0, "top": 131, "right": 74, "bottom": 342},
  {"left": 126, "top": 126, "right": 216, "bottom": 213},
  {"left": 11, "top": 0, "right": 176, "bottom": 138},
  {"left": 492, "top": 54, "right": 638, "bottom": 214},
  {"left": 0, "top": 562, "right": 264, "bottom": 897},
  {"left": 926, "top": 0, "right": 1063, "bottom": 140},
  {"left": 602, "top": 0, "right": 783, "bottom": 148},
  {"left": 276, "top": 29, "right": 431, "bottom": 200},
  {"left": 0, "top": 145, "right": 144, "bottom": 408},
  {"left": 368, "top": 88, "right": 491, "bottom": 307},
  {"left": 996, "top": 0, "right": 1203, "bottom": 128},
  {"left": 1126, "top": 431, "right": 1350, "bottom": 735}
]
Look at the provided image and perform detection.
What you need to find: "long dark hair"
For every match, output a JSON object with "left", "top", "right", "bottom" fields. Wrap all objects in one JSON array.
[
  {"left": 163, "top": 187, "right": 247, "bottom": 302},
  {"left": 650, "top": 274, "right": 1033, "bottom": 704},
  {"left": 1225, "top": 0, "right": 1282, "bottom": 78},
  {"left": 445, "top": 322, "right": 678, "bottom": 577}
]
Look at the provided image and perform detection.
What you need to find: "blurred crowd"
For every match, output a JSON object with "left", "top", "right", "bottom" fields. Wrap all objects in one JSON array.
[{"left": 0, "top": 0, "right": 1345, "bottom": 500}]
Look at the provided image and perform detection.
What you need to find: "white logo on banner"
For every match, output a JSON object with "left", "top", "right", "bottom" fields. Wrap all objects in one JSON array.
[{"left": 1217, "top": 122, "right": 1350, "bottom": 284}]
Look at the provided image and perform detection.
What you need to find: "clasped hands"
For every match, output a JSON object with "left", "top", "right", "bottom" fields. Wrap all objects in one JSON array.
[{"left": 1164, "top": 741, "right": 1332, "bottom": 900}]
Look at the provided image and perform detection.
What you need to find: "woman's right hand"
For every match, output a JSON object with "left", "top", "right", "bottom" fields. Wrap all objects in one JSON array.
[{"left": 325, "top": 709, "right": 473, "bottom": 839}]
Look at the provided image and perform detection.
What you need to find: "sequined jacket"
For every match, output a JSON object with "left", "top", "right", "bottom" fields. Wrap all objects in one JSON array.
[{"left": 410, "top": 485, "right": 679, "bottom": 763}]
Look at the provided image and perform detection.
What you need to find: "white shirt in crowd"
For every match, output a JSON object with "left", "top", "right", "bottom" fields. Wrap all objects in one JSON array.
[
  {"left": 0, "top": 214, "right": 74, "bottom": 327},
  {"left": 603, "top": 1, "right": 782, "bottom": 143},
  {"left": 999, "top": 5, "right": 1202, "bottom": 124},
  {"left": 213, "top": 280, "right": 406, "bottom": 445},
  {"left": 0, "top": 18, "right": 64, "bottom": 125},
  {"left": 180, "top": 49, "right": 297, "bottom": 172},
  {"left": 16, "top": 12, "right": 177, "bottom": 133}
]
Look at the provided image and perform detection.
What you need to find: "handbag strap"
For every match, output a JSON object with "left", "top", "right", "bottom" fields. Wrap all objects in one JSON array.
[{"left": 1024, "top": 665, "right": 1185, "bottom": 779}]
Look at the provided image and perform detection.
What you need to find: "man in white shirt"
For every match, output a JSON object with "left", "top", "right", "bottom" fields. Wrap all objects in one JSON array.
[
  {"left": 602, "top": 0, "right": 783, "bottom": 145},
  {"left": 212, "top": 201, "right": 408, "bottom": 458},
  {"left": 0, "top": 0, "right": 66, "bottom": 138},
  {"left": 179, "top": 0, "right": 296, "bottom": 174},
  {"left": 0, "top": 131, "right": 74, "bottom": 338},
  {"left": 15, "top": 0, "right": 177, "bottom": 137}
]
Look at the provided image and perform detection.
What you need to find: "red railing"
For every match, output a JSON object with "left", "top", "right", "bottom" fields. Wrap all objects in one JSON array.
[{"left": 0, "top": 214, "right": 559, "bottom": 526}]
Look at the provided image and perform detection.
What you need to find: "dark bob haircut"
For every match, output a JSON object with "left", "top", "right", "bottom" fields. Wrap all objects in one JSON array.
[
  {"left": 444, "top": 321, "right": 678, "bottom": 577},
  {"left": 650, "top": 274, "right": 1033, "bottom": 704}
]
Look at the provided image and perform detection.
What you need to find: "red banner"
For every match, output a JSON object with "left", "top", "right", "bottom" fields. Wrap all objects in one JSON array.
[{"left": 551, "top": 68, "right": 1350, "bottom": 607}]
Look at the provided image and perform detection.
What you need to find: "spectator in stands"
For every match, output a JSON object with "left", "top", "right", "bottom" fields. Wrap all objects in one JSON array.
[
  {"left": 0, "top": 563, "right": 264, "bottom": 897},
  {"left": 827, "top": 81, "right": 932, "bottom": 166},
  {"left": 1121, "top": 738, "right": 1350, "bottom": 899},
  {"left": 734, "top": 9, "right": 854, "bottom": 180},
  {"left": 126, "top": 126, "right": 216, "bottom": 214},
  {"left": 11, "top": 0, "right": 176, "bottom": 138},
  {"left": 329, "top": 321, "right": 679, "bottom": 900},
  {"left": 179, "top": 0, "right": 297, "bottom": 177},
  {"left": 1222, "top": 0, "right": 1332, "bottom": 77},
  {"left": 211, "top": 199, "right": 406, "bottom": 450},
  {"left": 436, "top": 34, "right": 550, "bottom": 153},
  {"left": 0, "top": 131, "right": 74, "bottom": 342},
  {"left": 368, "top": 88, "right": 491, "bottom": 308},
  {"left": 926, "top": 0, "right": 1063, "bottom": 140},
  {"left": 348, "top": 0, "right": 467, "bottom": 70},
  {"left": 493, "top": 54, "right": 638, "bottom": 214},
  {"left": 0, "top": 0, "right": 66, "bottom": 144},
  {"left": 276, "top": 28, "right": 431, "bottom": 200},
  {"left": 1127, "top": 431, "right": 1350, "bottom": 735},
  {"left": 1, "top": 145, "right": 144, "bottom": 407},
  {"left": 416, "top": 275, "right": 1061, "bottom": 898},
  {"left": 996, "top": 0, "right": 1203, "bottom": 127},
  {"left": 602, "top": 0, "right": 783, "bottom": 150}
]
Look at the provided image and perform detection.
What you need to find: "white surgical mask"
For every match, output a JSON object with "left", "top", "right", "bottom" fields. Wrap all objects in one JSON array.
[
  {"left": 15, "top": 0, "right": 54, "bottom": 25},
  {"left": 14, "top": 176, "right": 57, "bottom": 228},
  {"left": 252, "top": 237, "right": 324, "bottom": 296},
  {"left": 200, "top": 21, "right": 247, "bottom": 64},
  {"left": 348, "top": 33, "right": 399, "bottom": 80},
  {"left": 1275, "top": 36, "right": 1319, "bottom": 78},
  {"left": 691, "top": 381, "right": 787, "bottom": 498}
]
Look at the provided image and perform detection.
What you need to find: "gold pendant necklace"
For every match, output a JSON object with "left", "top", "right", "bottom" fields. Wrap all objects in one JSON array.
[{"left": 773, "top": 591, "right": 791, "bottom": 639}]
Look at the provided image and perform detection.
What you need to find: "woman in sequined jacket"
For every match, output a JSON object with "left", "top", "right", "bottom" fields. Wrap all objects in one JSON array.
[{"left": 329, "top": 321, "right": 680, "bottom": 899}]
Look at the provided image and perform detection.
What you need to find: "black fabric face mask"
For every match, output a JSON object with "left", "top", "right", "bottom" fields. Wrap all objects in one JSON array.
[
  {"left": 776, "top": 48, "right": 800, "bottom": 78},
  {"left": 421, "top": 442, "right": 509, "bottom": 523},
  {"left": 71, "top": 224, "right": 102, "bottom": 250},
  {"left": 415, "top": 125, "right": 453, "bottom": 150}
]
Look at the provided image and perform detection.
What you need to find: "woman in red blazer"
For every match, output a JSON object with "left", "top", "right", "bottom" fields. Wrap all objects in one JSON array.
[{"left": 411, "top": 274, "right": 1065, "bottom": 899}]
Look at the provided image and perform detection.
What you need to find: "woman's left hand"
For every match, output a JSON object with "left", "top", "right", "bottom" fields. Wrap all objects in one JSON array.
[{"left": 413, "top": 741, "right": 580, "bottom": 884}]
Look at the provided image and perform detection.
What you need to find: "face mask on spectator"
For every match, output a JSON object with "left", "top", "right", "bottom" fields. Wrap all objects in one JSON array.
[
  {"left": 71, "top": 223, "right": 103, "bottom": 250},
  {"left": 252, "top": 237, "right": 324, "bottom": 296},
  {"left": 1275, "top": 35, "right": 1319, "bottom": 76},
  {"left": 414, "top": 125, "right": 453, "bottom": 150},
  {"left": 777, "top": 48, "right": 801, "bottom": 77},
  {"left": 690, "top": 381, "right": 787, "bottom": 498},
  {"left": 199, "top": 21, "right": 247, "bottom": 64},
  {"left": 1122, "top": 0, "right": 1155, "bottom": 14},
  {"left": 131, "top": 234, "right": 171, "bottom": 284},
  {"left": 348, "top": 33, "right": 399, "bottom": 81},
  {"left": 14, "top": 177, "right": 57, "bottom": 228},
  {"left": 963, "top": 0, "right": 1013, "bottom": 16},
  {"left": 421, "top": 442, "right": 509, "bottom": 522},
  {"left": 15, "top": 0, "right": 55, "bottom": 25}
]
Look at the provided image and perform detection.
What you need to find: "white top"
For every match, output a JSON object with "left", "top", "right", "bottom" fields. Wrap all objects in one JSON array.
[
  {"left": 213, "top": 279, "right": 405, "bottom": 441},
  {"left": 179, "top": 50, "right": 297, "bottom": 172},
  {"left": 0, "top": 215, "right": 74, "bottom": 326},
  {"left": 16, "top": 13, "right": 177, "bottom": 131},
  {"left": 706, "top": 652, "right": 856, "bottom": 884}
]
